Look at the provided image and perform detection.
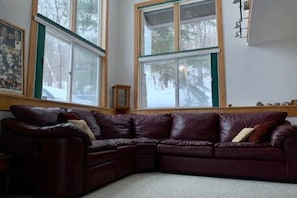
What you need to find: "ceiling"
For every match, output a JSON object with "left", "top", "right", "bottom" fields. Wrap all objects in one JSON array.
[{"left": 248, "top": 0, "right": 297, "bottom": 45}]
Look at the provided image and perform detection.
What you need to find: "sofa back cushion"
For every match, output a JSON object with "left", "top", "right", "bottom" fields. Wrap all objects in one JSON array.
[
  {"left": 65, "top": 108, "right": 102, "bottom": 139},
  {"left": 10, "top": 105, "right": 65, "bottom": 126},
  {"left": 219, "top": 111, "right": 288, "bottom": 142},
  {"left": 92, "top": 111, "right": 133, "bottom": 139},
  {"left": 170, "top": 112, "right": 220, "bottom": 142},
  {"left": 132, "top": 113, "right": 172, "bottom": 139}
]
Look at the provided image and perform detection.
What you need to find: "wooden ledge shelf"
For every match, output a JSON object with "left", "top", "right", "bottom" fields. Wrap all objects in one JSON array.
[
  {"left": 131, "top": 106, "right": 297, "bottom": 117},
  {"left": 2, "top": 94, "right": 297, "bottom": 117},
  {"left": 0, "top": 94, "right": 114, "bottom": 114}
]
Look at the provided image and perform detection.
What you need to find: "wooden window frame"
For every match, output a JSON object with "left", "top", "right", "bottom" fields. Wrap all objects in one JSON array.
[
  {"left": 134, "top": 0, "right": 226, "bottom": 109},
  {"left": 27, "top": 0, "right": 109, "bottom": 107}
]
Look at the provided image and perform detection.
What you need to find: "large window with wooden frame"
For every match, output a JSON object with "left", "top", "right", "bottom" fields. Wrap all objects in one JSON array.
[
  {"left": 135, "top": 0, "right": 225, "bottom": 108},
  {"left": 34, "top": 0, "right": 106, "bottom": 106}
]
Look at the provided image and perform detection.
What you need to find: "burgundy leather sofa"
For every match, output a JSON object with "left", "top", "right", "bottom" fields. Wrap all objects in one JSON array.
[{"left": 1, "top": 105, "right": 297, "bottom": 197}]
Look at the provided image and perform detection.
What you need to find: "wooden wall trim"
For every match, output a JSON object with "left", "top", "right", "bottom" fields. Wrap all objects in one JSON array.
[
  {"left": 216, "top": 0, "right": 227, "bottom": 107},
  {"left": 131, "top": 106, "right": 297, "bottom": 117},
  {"left": 101, "top": 0, "right": 109, "bottom": 107},
  {"left": 27, "top": 0, "right": 39, "bottom": 98},
  {"left": 0, "top": 94, "right": 114, "bottom": 114},
  {"left": 2, "top": 94, "right": 297, "bottom": 117},
  {"left": 133, "top": 3, "right": 140, "bottom": 109}
]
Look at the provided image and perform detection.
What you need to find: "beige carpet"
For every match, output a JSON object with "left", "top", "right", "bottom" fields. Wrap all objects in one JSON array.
[{"left": 82, "top": 172, "right": 297, "bottom": 198}]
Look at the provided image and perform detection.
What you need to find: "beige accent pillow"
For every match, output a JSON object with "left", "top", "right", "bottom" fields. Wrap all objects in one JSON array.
[
  {"left": 232, "top": 128, "right": 254, "bottom": 142},
  {"left": 68, "top": 119, "right": 96, "bottom": 141}
]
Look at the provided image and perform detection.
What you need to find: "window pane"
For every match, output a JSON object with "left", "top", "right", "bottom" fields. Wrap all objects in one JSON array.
[
  {"left": 42, "top": 31, "right": 70, "bottom": 102},
  {"left": 77, "top": 0, "right": 100, "bottom": 46},
  {"left": 72, "top": 45, "right": 100, "bottom": 106},
  {"left": 178, "top": 55, "right": 212, "bottom": 107},
  {"left": 180, "top": 0, "right": 217, "bottom": 50},
  {"left": 142, "top": 6, "right": 175, "bottom": 55},
  {"left": 38, "top": 0, "right": 71, "bottom": 29},
  {"left": 140, "top": 60, "right": 176, "bottom": 108}
]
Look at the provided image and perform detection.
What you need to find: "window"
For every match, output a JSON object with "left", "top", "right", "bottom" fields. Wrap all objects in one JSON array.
[
  {"left": 136, "top": 0, "right": 223, "bottom": 108},
  {"left": 38, "top": 0, "right": 104, "bottom": 46},
  {"left": 142, "top": 5, "right": 175, "bottom": 55},
  {"left": 35, "top": 0, "right": 106, "bottom": 106}
]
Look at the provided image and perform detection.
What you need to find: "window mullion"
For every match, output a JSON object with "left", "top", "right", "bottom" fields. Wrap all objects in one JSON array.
[
  {"left": 174, "top": 3, "right": 180, "bottom": 51},
  {"left": 100, "top": 0, "right": 107, "bottom": 48},
  {"left": 68, "top": 43, "right": 74, "bottom": 103},
  {"left": 140, "top": 10, "right": 144, "bottom": 56},
  {"left": 175, "top": 59, "right": 180, "bottom": 107},
  {"left": 71, "top": 0, "right": 77, "bottom": 32}
]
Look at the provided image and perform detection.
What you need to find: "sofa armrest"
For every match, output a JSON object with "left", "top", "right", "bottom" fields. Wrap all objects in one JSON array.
[
  {"left": 270, "top": 125, "right": 297, "bottom": 146},
  {"left": 1, "top": 118, "right": 92, "bottom": 146},
  {"left": 1, "top": 118, "right": 88, "bottom": 197},
  {"left": 283, "top": 135, "right": 297, "bottom": 180}
]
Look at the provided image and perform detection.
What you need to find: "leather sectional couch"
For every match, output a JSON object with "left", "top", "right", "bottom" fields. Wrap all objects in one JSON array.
[{"left": 1, "top": 105, "right": 297, "bottom": 197}]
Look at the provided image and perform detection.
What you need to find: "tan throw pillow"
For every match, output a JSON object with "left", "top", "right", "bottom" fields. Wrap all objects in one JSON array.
[
  {"left": 68, "top": 119, "right": 96, "bottom": 141},
  {"left": 232, "top": 128, "right": 254, "bottom": 142}
]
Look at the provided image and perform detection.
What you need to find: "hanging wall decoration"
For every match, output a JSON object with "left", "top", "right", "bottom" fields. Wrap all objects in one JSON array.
[{"left": 0, "top": 18, "right": 24, "bottom": 95}]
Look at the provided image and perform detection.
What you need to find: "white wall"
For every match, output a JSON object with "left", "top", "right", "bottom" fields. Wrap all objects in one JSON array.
[
  {"left": 108, "top": 0, "right": 297, "bottom": 108},
  {"left": 108, "top": 0, "right": 145, "bottom": 107},
  {"left": 223, "top": 2, "right": 297, "bottom": 106},
  {"left": 0, "top": 0, "right": 32, "bottom": 77}
]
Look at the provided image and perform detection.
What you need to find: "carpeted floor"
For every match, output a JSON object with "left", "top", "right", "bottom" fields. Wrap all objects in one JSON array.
[{"left": 82, "top": 172, "right": 297, "bottom": 198}]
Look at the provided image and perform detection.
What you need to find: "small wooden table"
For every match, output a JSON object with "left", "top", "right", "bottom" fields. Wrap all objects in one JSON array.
[{"left": 0, "top": 153, "right": 11, "bottom": 198}]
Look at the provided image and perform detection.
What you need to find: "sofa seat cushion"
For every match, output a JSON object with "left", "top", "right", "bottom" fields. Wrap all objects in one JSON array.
[
  {"left": 108, "top": 138, "right": 136, "bottom": 157},
  {"left": 87, "top": 139, "right": 117, "bottom": 152},
  {"left": 132, "top": 137, "right": 159, "bottom": 144},
  {"left": 215, "top": 142, "right": 284, "bottom": 160},
  {"left": 88, "top": 138, "right": 135, "bottom": 153},
  {"left": 219, "top": 111, "right": 288, "bottom": 142},
  {"left": 157, "top": 139, "right": 214, "bottom": 157},
  {"left": 133, "top": 138, "right": 158, "bottom": 154},
  {"left": 170, "top": 112, "right": 220, "bottom": 142},
  {"left": 108, "top": 138, "right": 135, "bottom": 146},
  {"left": 85, "top": 150, "right": 116, "bottom": 168},
  {"left": 116, "top": 145, "right": 137, "bottom": 158}
]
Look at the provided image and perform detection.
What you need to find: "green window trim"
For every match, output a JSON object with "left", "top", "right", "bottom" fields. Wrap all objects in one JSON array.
[
  {"left": 34, "top": 23, "right": 45, "bottom": 99},
  {"left": 35, "top": 14, "right": 106, "bottom": 56},
  {"left": 34, "top": 14, "right": 106, "bottom": 100},
  {"left": 211, "top": 53, "right": 219, "bottom": 107}
]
